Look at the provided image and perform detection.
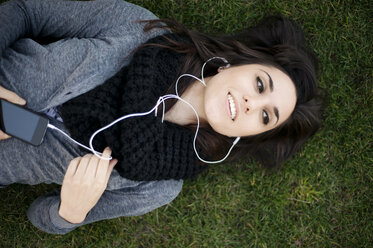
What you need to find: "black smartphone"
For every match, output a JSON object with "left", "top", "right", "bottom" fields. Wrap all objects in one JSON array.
[{"left": 0, "top": 99, "right": 49, "bottom": 146}]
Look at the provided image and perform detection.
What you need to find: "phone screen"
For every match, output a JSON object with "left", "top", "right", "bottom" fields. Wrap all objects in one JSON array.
[{"left": 0, "top": 100, "right": 48, "bottom": 145}]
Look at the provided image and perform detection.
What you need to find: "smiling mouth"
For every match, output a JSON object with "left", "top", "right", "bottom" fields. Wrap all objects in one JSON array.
[{"left": 228, "top": 92, "right": 237, "bottom": 120}]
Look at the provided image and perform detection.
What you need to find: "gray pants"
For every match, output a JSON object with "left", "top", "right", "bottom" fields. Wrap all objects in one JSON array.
[{"left": 0, "top": 0, "right": 182, "bottom": 234}]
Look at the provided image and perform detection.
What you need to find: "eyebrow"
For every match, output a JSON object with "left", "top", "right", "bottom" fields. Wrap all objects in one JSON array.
[{"left": 261, "top": 69, "right": 279, "bottom": 124}]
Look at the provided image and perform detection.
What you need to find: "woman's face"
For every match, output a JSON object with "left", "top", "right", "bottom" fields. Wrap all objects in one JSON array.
[{"left": 203, "top": 64, "right": 297, "bottom": 137}]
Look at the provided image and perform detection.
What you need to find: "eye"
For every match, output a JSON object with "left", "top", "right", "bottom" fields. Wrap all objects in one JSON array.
[
  {"left": 256, "top": 77, "right": 264, "bottom": 93},
  {"left": 262, "top": 110, "right": 269, "bottom": 125}
]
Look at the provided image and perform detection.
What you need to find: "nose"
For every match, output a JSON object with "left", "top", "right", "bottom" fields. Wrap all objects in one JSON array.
[{"left": 242, "top": 95, "right": 267, "bottom": 114}]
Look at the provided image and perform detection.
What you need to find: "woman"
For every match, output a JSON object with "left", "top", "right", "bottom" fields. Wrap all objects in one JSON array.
[{"left": 0, "top": 0, "right": 320, "bottom": 234}]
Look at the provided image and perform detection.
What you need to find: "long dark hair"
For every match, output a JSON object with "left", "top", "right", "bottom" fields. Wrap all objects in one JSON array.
[{"left": 139, "top": 16, "right": 322, "bottom": 167}]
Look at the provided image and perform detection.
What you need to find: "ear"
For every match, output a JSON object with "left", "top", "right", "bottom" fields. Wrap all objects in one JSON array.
[{"left": 217, "top": 66, "right": 224, "bottom": 73}]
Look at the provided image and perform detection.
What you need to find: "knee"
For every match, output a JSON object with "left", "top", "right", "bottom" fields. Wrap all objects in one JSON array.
[{"left": 146, "top": 179, "right": 183, "bottom": 207}]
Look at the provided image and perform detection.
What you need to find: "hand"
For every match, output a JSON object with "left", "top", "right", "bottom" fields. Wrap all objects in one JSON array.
[
  {"left": 0, "top": 85, "right": 27, "bottom": 140},
  {"left": 59, "top": 147, "right": 118, "bottom": 224}
]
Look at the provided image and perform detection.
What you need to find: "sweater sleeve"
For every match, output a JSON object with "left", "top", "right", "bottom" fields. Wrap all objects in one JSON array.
[
  {"left": 27, "top": 179, "right": 183, "bottom": 234},
  {"left": 0, "top": 0, "right": 166, "bottom": 111},
  {"left": 0, "top": 0, "right": 158, "bottom": 56}
]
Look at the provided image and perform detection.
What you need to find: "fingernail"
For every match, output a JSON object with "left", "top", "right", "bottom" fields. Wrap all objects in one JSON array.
[
  {"left": 19, "top": 98, "right": 26, "bottom": 105},
  {"left": 106, "top": 147, "right": 112, "bottom": 152}
]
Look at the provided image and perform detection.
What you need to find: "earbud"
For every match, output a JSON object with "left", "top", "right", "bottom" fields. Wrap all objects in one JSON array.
[
  {"left": 201, "top": 57, "right": 231, "bottom": 86},
  {"left": 218, "top": 57, "right": 230, "bottom": 68}
]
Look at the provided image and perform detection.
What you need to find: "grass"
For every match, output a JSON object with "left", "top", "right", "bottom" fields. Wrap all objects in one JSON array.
[{"left": 0, "top": 0, "right": 372, "bottom": 247}]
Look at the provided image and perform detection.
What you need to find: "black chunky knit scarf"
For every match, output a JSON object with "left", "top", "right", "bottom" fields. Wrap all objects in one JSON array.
[{"left": 60, "top": 34, "right": 208, "bottom": 181}]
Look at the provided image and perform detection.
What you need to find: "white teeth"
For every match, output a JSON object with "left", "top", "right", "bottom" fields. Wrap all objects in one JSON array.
[{"left": 228, "top": 93, "right": 236, "bottom": 120}]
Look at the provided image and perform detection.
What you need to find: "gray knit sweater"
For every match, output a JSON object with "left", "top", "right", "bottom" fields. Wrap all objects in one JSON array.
[{"left": 0, "top": 0, "right": 184, "bottom": 235}]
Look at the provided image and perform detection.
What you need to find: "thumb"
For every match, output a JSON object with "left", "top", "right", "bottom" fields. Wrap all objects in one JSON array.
[
  {"left": 0, "top": 130, "right": 11, "bottom": 140},
  {"left": 0, "top": 85, "right": 26, "bottom": 105}
]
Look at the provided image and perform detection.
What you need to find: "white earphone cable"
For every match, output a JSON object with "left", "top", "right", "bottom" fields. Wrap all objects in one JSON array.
[{"left": 47, "top": 56, "right": 239, "bottom": 163}]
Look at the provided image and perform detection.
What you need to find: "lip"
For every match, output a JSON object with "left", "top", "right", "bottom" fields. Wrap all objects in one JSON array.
[
  {"left": 226, "top": 95, "right": 232, "bottom": 120},
  {"left": 226, "top": 92, "right": 239, "bottom": 121}
]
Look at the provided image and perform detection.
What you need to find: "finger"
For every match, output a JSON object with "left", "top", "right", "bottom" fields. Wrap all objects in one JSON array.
[
  {"left": 0, "top": 85, "right": 26, "bottom": 105},
  {"left": 105, "top": 159, "right": 118, "bottom": 182},
  {"left": 96, "top": 147, "right": 112, "bottom": 178},
  {"left": 109, "top": 158, "right": 118, "bottom": 168},
  {"left": 85, "top": 153, "right": 100, "bottom": 179},
  {"left": 74, "top": 154, "right": 92, "bottom": 178},
  {"left": 0, "top": 130, "right": 11, "bottom": 140},
  {"left": 65, "top": 157, "right": 81, "bottom": 178}
]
